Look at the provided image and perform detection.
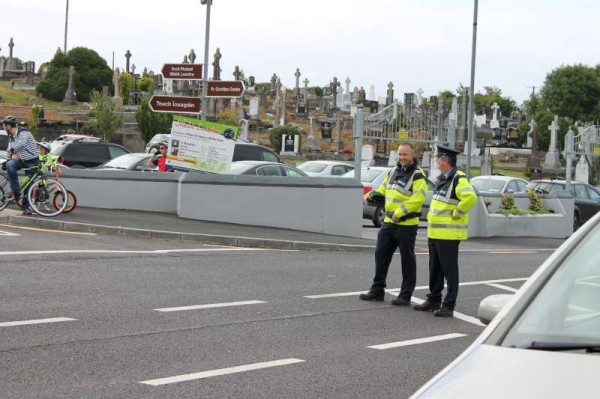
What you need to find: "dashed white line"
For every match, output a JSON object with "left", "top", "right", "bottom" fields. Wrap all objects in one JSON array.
[
  {"left": 0, "top": 317, "right": 77, "bottom": 328},
  {"left": 154, "top": 300, "right": 267, "bottom": 312},
  {"left": 410, "top": 297, "right": 485, "bottom": 326},
  {"left": 0, "top": 248, "right": 275, "bottom": 256},
  {"left": 485, "top": 283, "right": 520, "bottom": 293},
  {"left": 368, "top": 333, "right": 467, "bottom": 350},
  {"left": 139, "top": 358, "right": 306, "bottom": 386}
]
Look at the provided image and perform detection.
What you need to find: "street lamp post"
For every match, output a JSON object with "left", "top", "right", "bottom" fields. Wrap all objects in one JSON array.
[
  {"left": 200, "top": 0, "right": 212, "bottom": 121},
  {"left": 64, "top": 0, "right": 69, "bottom": 53},
  {"left": 466, "top": 0, "right": 478, "bottom": 178}
]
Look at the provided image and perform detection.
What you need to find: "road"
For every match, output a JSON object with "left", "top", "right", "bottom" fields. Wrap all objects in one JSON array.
[{"left": 0, "top": 223, "right": 559, "bottom": 398}]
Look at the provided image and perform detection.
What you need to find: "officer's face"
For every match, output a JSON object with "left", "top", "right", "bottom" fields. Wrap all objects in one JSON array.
[
  {"left": 397, "top": 145, "right": 414, "bottom": 167},
  {"left": 436, "top": 155, "right": 452, "bottom": 172}
]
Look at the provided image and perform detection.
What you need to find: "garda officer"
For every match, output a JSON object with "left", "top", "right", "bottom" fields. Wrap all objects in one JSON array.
[
  {"left": 414, "top": 145, "right": 477, "bottom": 317},
  {"left": 359, "top": 142, "right": 429, "bottom": 305}
]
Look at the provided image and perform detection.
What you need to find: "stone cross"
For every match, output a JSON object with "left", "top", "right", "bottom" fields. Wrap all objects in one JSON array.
[
  {"left": 490, "top": 102, "right": 500, "bottom": 129},
  {"left": 125, "top": 50, "right": 132, "bottom": 74},
  {"left": 212, "top": 48, "right": 221, "bottom": 80},
  {"left": 548, "top": 115, "right": 559, "bottom": 151},
  {"left": 345, "top": 77, "right": 351, "bottom": 94},
  {"left": 233, "top": 66, "right": 242, "bottom": 80},
  {"left": 527, "top": 119, "right": 536, "bottom": 148},
  {"left": 188, "top": 49, "right": 196, "bottom": 64},
  {"left": 303, "top": 78, "right": 309, "bottom": 95},
  {"left": 368, "top": 85, "right": 376, "bottom": 101},
  {"left": 386, "top": 82, "right": 394, "bottom": 106},
  {"left": 8, "top": 37, "right": 14, "bottom": 58},
  {"left": 131, "top": 64, "right": 136, "bottom": 76},
  {"left": 270, "top": 74, "right": 277, "bottom": 96},
  {"left": 330, "top": 77, "right": 340, "bottom": 109},
  {"left": 416, "top": 87, "right": 424, "bottom": 106},
  {"left": 294, "top": 68, "right": 301, "bottom": 95}
]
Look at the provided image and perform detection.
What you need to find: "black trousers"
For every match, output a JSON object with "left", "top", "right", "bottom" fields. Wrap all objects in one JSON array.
[
  {"left": 427, "top": 238, "right": 460, "bottom": 308},
  {"left": 370, "top": 223, "right": 418, "bottom": 299}
]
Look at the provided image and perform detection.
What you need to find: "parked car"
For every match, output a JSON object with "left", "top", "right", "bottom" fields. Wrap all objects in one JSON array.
[
  {"left": 410, "top": 211, "right": 600, "bottom": 399},
  {"left": 145, "top": 133, "right": 171, "bottom": 153},
  {"left": 344, "top": 167, "right": 434, "bottom": 227},
  {"left": 0, "top": 129, "right": 8, "bottom": 159},
  {"left": 471, "top": 175, "right": 528, "bottom": 194},
  {"left": 233, "top": 142, "right": 282, "bottom": 163},
  {"left": 297, "top": 160, "right": 355, "bottom": 177},
  {"left": 50, "top": 139, "right": 130, "bottom": 168},
  {"left": 51, "top": 134, "right": 100, "bottom": 143},
  {"left": 226, "top": 161, "right": 308, "bottom": 177},
  {"left": 526, "top": 179, "right": 600, "bottom": 229},
  {"left": 94, "top": 153, "right": 155, "bottom": 171}
]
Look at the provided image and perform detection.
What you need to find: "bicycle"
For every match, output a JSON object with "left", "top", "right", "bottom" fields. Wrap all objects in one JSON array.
[
  {"left": 0, "top": 161, "right": 69, "bottom": 217},
  {"left": 50, "top": 165, "right": 77, "bottom": 213}
]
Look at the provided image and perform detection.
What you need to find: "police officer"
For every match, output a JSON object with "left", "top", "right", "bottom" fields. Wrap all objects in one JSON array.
[
  {"left": 414, "top": 145, "right": 477, "bottom": 317},
  {"left": 359, "top": 143, "right": 429, "bottom": 305}
]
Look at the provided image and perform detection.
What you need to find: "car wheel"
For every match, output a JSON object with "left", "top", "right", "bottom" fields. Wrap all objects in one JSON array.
[
  {"left": 573, "top": 210, "right": 580, "bottom": 231},
  {"left": 373, "top": 206, "right": 385, "bottom": 227}
]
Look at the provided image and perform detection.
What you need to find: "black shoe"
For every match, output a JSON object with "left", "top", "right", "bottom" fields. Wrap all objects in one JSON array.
[
  {"left": 434, "top": 305, "right": 454, "bottom": 318},
  {"left": 359, "top": 291, "right": 385, "bottom": 301},
  {"left": 391, "top": 297, "right": 411, "bottom": 306},
  {"left": 413, "top": 301, "right": 441, "bottom": 312}
]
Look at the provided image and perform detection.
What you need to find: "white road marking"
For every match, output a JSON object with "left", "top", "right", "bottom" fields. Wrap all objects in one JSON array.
[
  {"left": 486, "top": 283, "right": 520, "bottom": 293},
  {"left": 410, "top": 297, "right": 485, "bottom": 326},
  {"left": 0, "top": 317, "right": 76, "bottom": 328},
  {"left": 0, "top": 223, "right": 96, "bottom": 235},
  {"left": 139, "top": 358, "right": 306, "bottom": 386},
  {"left": 368, "top": 333, "right": 467, "bottom": 350},
  {"left": 155, "top": 300, "right": 266, "bottom": 312},
  {"left": 0, "top": 248, "right": 275, "bottom": 256},
  {"left": 304, "top": 277, "right": 528, "bottom": 298},
  {"left": 0, "top": 230, "right": 20, "bottom": 236}
]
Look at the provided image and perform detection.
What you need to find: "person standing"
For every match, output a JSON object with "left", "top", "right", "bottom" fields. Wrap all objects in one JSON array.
[
  {"left": 147, "top": 142, "right": 171, "bottom": 172},
  {"left": 359, "top": 143, "right": 429, "bottom": 305},
  {"left": 414, "top": 145, "right": 477, "bottom": 317},
  {"left": 2, "top": 116, "right": 39, "bottom": 213}
]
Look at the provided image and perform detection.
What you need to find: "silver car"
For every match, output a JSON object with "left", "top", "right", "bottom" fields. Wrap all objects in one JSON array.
[
  {"left": 411, "top": 211, "right": 600, "bottom": 398},
  {"left": 471, "top": 175, "right": 528, "bottom": 194}
]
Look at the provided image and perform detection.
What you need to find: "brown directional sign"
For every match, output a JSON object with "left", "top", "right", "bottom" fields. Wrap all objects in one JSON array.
[
  {"left": 149, "top": 95, "right": 201, "bottom": 114},
  {"left": 161, "top": 64, "right": 202, "bottom": 80},
  {"left": 206, "top": 81, "right": 245, "bottom": 98}
]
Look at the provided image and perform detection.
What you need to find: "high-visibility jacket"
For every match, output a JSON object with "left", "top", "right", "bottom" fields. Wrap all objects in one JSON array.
[
  {"left": 427, "top": 169, "right": 477, "bottom": 240},
  {"left": 371, "top": 162, "right": 428, "bottom": 226}
]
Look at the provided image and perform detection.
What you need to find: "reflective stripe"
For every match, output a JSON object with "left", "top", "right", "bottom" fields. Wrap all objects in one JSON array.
[
  {"left": 416, "top": 188, "right": 427, "bottom": 197},
  {"left": 429, "top": 209, "right": 453, "bottom": 216},
  {"left": 429, "top": 223, "right": 469, "bottom": 230},
  {"left": 459, "top": 187, "right": 475, "bottom": 193},
  {"left": 433, "top": 194, "right": 459, "bottom": 205},
  {"left": 400, "top": 203, "right": 409, "bottom": 214},
  {"left": 392, "top": 185, "right": 413, "bottom": 196}
]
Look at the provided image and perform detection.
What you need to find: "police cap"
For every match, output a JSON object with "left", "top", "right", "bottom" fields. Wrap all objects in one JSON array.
[{"left": 436, "top": 145, "right": 461, "bottom": 157}]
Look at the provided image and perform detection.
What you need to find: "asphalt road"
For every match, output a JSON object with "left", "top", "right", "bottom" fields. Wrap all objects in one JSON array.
[{"left": 0, "top": 224, "right": 559, "bottom": 398}]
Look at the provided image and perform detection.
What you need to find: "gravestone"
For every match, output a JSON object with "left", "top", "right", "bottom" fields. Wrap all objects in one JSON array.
[
  {"left": 239, "top": 119, "right": 249, "bottom": 141},
  {"left": 63, "top": 66, "right": 77, "bottom": 104},
  {"left": 330, "top": 77, "right": 340, "bottom": 109},
  {"left": 249, "top": 97, "right": 259, "bottom": 119},
  {"left": 303, "top": 78, "right": 309, "bottom": 96},
  {"left": 113, "top": 68, "right": 121, "bottom": 98},
  {"left": 281, "top": 134, "right": 299, "bottom": 155},
  {"left": 0, "top": 58, "right": 4, "bottom": 78},
  {"left": 188, "top": 49, "right": 196, "bottom": 64},
  {"left": 543, "top": 115, "right": 561, "bottom": 169},
  {"left": 448, "top": 97, "right": 458, "bottom": 148},
  {"left": 358, "top": 87, "right": 366, "bottom": 104},
  {"left": 368, "top": 85, "right": 376, "bottom": 101},
  {"left": 306, "top": 116, "right": 318, "bottom": 152},
  {"left": 212, "top": 48, "right": 222, "bottom": 80},
  {"left": 125, "top": 50, "right": 132, "bottom": 74},
  {"left": 386, "top": 82, "right": 394, "bottom": 106},
  {"left": 6, "top": 37, "right": 16, "bottom": 70},
  {"left": 490, "top": 102, "right": 500, "bottom": 129},
  {"left": 526, "top": 119, "right": 535, "bottom": 148},
  {"left": 415, "top": 88, "right": 424, "bottom": 106},
  {"left": 294, "top": 68, "right": 301, "bottom": 96},
  {"left": 270, "top": 74, "right": 277, "bottom": 96}
]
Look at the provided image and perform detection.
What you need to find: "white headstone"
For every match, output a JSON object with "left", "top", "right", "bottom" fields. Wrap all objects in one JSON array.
[
  {"left": 415, "top": 88, "right": 424, "bottom": 106},
  {"left": 527, "top": 120, "right": 536, "bottom": 148},
  {"left": 548, "top": 115, "right": 559, "bottom": 151},
  {"left": 490, "top": 102, "right": 500, "bottom": 129},
  {"left": 249, "top": 97, "right": 259, "bottom": 118},
  {"left": 368, "top": 85, "right": 376, "bottom": 101}
]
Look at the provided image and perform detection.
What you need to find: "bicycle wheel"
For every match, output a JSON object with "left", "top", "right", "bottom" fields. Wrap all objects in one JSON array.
[
  {"left": 0, "top": 176, "right": 10, "bottom": 211},
  {"left": 53, "top": 189, "right": 77, "bottom": 213},
  {"left": 27, "top": 177, "right": 68, "bottom": 217}
]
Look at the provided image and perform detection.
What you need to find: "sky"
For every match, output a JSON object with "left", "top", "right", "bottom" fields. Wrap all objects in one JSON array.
[{"left": 3, "top": 0, "right": 598, "bottom": 106}]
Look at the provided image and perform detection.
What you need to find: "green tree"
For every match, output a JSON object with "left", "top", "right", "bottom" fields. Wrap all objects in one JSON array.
[
  {"left": 84, "top": 91, "right": 123, "bottom": 141},
  {"left": 268, "top": 124, "right": 303, "bottom": 150},
  {"left": 36, "top": 47, "right": 113, "bottom": 102},
  {"left": 135, "top": 98, "right": 173, "bottom": 143},
  {"left": 216, "top": 109, "right": 239, "bottom": 126},
  {"left": 119, "top": 72, "right": 134, "bottom": 105},
  {"left": 137, "top": 76, "right": 154, "bottom": 94},
  {"left": 474, "top": 86, "right": 516, "bottom": 118},
  {"left": 540, "top": 64, "right": 600, "bottom": 121}
]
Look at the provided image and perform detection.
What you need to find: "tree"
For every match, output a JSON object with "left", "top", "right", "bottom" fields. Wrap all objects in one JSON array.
[
  {"left": 119, "top": 72, "right": 134, "bottom": 105},
  {"left": 36, "top": 47, "right": 113, "bottom": 102},
  {"left": 84, "top": 91, "right": 123, "bottom": 141},
  {"left": 137, "top": 76, "right": 154, "bottom": 94},
  {"left": 216, "top": 109, "right": 239, "bottom": 126},
  {"left": 540, "top": 64, "right": 600, "bottom": 122},
  {"left": 135, "top": 98, "right": 173, "bottom": 143},
  {"left": 268, "top": 124, "right": 303, "bottom": 151}
]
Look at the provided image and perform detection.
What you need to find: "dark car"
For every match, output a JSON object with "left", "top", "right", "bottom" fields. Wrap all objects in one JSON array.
[
  {"left": 233, "top": 142, "right": 282, "bottom": 163},
  {"left": 0, "top": 130, "right": 8, "bottom": 160},
  {"left": 50, "top": 139, "right": 131, "bottom": 168},
  {"left": 226, "top": 161, "right": 308, "bottom": 177},
  {"left": 525, "top": 179, "right": 600, "bottom": 229}
]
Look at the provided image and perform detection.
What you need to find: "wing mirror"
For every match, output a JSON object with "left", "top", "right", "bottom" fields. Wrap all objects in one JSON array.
[{"left": 477, "top": 294, "right": 513, "bottom": 325}]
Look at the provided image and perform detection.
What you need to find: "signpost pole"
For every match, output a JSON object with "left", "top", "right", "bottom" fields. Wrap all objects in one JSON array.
[{"left": 201, "top": 0, "right": 212, "bottom": 121}]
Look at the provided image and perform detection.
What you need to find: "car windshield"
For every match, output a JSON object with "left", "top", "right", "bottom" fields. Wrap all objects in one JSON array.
[
  {"left": 298, "top": 162, "right": 327, "bottom": 173},
  {"left": 502, "top": 222, "right": 600, "bottom": 349},
  {"left": 101, "top": 154, "right": 146, "bottom": 169},
  {"left": 472, "top": 178, "right": 506, "bottom": 193}
]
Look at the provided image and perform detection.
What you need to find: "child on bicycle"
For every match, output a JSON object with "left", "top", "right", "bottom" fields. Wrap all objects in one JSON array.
[{"left": 37, "top": 142, "right": 59, "bottom": 174}]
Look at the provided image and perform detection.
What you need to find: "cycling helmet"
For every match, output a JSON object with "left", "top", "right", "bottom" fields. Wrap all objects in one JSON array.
[
  {"left": 1, "top": 115, "right": 17, "bottom": 126},
  {"left": 38, "top": 141, "right": 52, "bottom": 152}
]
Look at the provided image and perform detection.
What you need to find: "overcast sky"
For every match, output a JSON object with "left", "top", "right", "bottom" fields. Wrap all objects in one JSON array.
[{"left": 4, "top": 0, "right": 598, "bottom": 105}]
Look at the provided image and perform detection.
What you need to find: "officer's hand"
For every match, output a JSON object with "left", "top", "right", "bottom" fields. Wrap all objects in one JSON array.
[
  {"left": 451, "top": 211, "right": 461, "bottom": 220},
  {"left": 390, "top": 213, "right": 398, "bottom": 223}
]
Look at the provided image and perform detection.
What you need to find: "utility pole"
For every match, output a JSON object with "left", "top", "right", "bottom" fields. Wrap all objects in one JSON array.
[
  {"left": 466, "top": 0, "right": 479, "bottom": 179},
  {"left": 201, "top": 0, "right": 212, "bottom": 121},
  {"left": 527, "top": 86, "right": 536, "bottom": 97},
  {"left": 64, "top": 0, "right": 69, "bottom": 53}
]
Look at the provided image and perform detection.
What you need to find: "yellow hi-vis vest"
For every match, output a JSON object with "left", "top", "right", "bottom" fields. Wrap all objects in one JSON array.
[
  {"left": 374, "top": 165, "right": 428, "bottom": 226},
  {"left": 427, "top": 169, "right": 477, "bottom": 240}
]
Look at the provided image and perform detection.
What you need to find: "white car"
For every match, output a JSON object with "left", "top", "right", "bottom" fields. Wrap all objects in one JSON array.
[
  {"left": 411, "top": 211, "right": 600, "bottom": 398},
  {"left": 297, "top": 160, "right": 354, "bottom": 177},
  {"left": 471, "top": 175, "right": 528, "bottom": 194}
]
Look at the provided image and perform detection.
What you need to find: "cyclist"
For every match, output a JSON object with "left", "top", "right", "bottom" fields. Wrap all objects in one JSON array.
[{"left": 1, "top": 115, "right": 39, "bottom": 214}]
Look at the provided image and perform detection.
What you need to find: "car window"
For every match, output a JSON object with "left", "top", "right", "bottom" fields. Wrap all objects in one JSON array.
[
  {"left": 256, "top": 165, "right": 282, "bottom": 176},
  {"left": 73, "top": 144, "right": 108, "bottom": 158},
  {"left": 331, "top": 165, "right": 347, "bottom": 176},
  {"left": 502, "top": 225, "right": 600, "bottom": 348},
  {"left": 586, "top": 186, "right": 600, "bottom": 201},
  {"left": 472, "top": 178, "right": 505, "bottom": 193},
  {"left": 505, "top": 181, "right": 518, "bottom": 193},
  {"left": 108, "top": 145, "right": 129, "bottom": 158},
  {"left": 299, "top": 163, "right": 327, "bottom": 173},
  {"left": 282, "top": 167, "right": 306, "bottom": 177},
  {"left": 261, "top": 150, "right": 280, "bottom": 162},
  {"left": 516, "top": 180, "right": 527, "bottom": 192}
]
